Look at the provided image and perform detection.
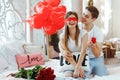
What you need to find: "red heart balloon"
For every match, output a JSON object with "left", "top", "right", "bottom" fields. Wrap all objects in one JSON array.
[
  {"left": 44, "top": 0, "right": 60, "bottom": 7},
  {"left": 43, "top": 24, "right": 57, "bottom": 35},
  {"left": 34, "top": 2, "right": 48, "bottom": 13},
  {"left": 53, "top": 5, "right": 66, "bottom": 13},
  {"left": 27, "top": 14, "right": 44, "bottom": 29}
]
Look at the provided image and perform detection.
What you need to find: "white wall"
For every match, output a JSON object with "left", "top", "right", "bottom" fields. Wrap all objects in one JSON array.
[
  {"left": 93, "top": 0, "right": 120, "bottom": 39},
  {"left": 112, "top": 0, "right": 120, "bottom": 38},
  {"left": 72, "top": 0, "right": 83, "bottom": 19}
]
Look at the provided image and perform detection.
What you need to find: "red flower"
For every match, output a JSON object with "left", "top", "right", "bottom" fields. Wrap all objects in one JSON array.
[
  {"left": 91, "top": 37, "right": 96, "bottom": 43},
  {"left": 36, "top": 67, "right": 56, "bottom": 80}
]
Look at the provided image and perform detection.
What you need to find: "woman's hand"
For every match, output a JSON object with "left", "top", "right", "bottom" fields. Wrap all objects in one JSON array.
[
  {"left": 73, "top": 66, "right": 85, "bottom": 78},
  {"left": 62, "top": 51, "right": 73, "bottom": 62}
]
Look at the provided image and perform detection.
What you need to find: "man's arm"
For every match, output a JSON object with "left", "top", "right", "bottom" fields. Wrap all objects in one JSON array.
[{"left": 89, "top": 42, "right": 102, "bottom": 58}]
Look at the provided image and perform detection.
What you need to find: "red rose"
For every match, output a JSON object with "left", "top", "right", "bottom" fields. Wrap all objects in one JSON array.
[
  {"left": 91, "top": 37, "right": 96, "bottom": 43},
  {"left": 36, "top": 67, "right": 56, "bottom": 80}
]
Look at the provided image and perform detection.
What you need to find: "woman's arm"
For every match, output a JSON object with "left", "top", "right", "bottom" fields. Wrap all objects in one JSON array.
[
  {"left": 59, "top": 37, "right": 77, "bottom": 67},
  {"left": 76, "top": 33, "right": 88, "bottom": 68},
  {"left": 73, "top": 33, "right": 88, "bottom": 78}
]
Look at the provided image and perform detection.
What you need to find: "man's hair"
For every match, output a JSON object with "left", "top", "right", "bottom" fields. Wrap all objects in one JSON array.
[{"left": 86, "top": 6, "right": 99, "bottom": 19}]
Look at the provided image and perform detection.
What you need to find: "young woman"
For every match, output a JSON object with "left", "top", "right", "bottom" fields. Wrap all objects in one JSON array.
[{"left": 59, "top": 11, "right": 88, "bottom": 78}]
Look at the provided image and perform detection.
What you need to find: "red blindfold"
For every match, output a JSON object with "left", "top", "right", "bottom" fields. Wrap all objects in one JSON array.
[{"left": 65, "top": 17, "right": 78, "bottom": 22}]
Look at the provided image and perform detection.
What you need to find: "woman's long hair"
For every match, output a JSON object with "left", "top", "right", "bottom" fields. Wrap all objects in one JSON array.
[{"left": 64, "top": 11, "right": 80, "bottom": 51}]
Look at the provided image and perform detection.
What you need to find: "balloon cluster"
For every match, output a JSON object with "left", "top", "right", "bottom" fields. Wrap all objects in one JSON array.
[
  {"left": 36, "top": 67, "right": 56, "bottom": 80},
  {"left": 27, "top": 0, "right": 66, "bottom": 35}
]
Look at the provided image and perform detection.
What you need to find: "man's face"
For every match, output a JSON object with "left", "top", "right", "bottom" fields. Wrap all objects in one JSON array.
[{"left": 81, "top": 9, "right": 95, "bottom": 24}]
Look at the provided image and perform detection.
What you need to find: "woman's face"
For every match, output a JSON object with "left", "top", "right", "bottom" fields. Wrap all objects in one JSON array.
[{"left": 66, "top": 14, "right": 78, "bottom": 28}]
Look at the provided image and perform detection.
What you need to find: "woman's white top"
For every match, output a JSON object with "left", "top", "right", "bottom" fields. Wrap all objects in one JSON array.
[
  {"left": 60, "top": 28, "right": 87, "bottom": 53},
  {"left": 59, "top": 29, "right": 90, "bottom": 71}
]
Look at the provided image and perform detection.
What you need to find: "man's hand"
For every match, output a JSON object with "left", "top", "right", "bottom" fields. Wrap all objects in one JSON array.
[{"left": 88, "top": 41, "right": 96, "bottom": 49}]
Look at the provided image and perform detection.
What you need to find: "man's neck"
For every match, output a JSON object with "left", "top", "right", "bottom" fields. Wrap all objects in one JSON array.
[{"left": 84, "top": 23, "right": 94, "bottom": 32}]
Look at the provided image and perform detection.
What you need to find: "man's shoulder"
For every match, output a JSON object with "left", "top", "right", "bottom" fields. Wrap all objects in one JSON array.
[
  {"left": 78, "top": 22, "right": 83, "bottom": 26},
  {"left": 78, "top": 22, "right": 83, "bottom": 29},
  {"left": 93, "top": 25, "right": 104, "bottom": 39},
  {"left": 93, "top": 25, "right": 102, "bottom": 32}
]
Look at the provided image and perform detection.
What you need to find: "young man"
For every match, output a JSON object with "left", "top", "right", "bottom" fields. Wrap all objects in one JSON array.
[{"left": 80, "top": 6, "right": 108, "bottom": 78}]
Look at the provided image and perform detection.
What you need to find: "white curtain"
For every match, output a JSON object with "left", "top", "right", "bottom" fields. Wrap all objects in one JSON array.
[
  {"left": 61, "top": 0, "right": 72, "bottom": 11},
  {"left": 0, "top": 0, "right": 25, "bottom": 45},
  {"left": 61, "top": 0, "right": 83, "bottom": 20}
]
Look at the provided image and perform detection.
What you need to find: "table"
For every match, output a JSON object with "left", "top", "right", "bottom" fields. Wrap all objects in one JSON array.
[{"left": 102, "top": 45, "right": 108, "bottom": 63}]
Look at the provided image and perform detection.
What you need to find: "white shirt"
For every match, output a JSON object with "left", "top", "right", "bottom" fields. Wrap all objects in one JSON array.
[
  {"left": 87, "top": 25, "right": 104, "bottom": 58},
  {"left": 78, "top": 22, "right": 104, "bottom": 58},
  {"left": 59, "top": 28, "right": 87, "bottom": 53},
  {"left": 68, "top": 29, "right": 87, "bottom": 53}
]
